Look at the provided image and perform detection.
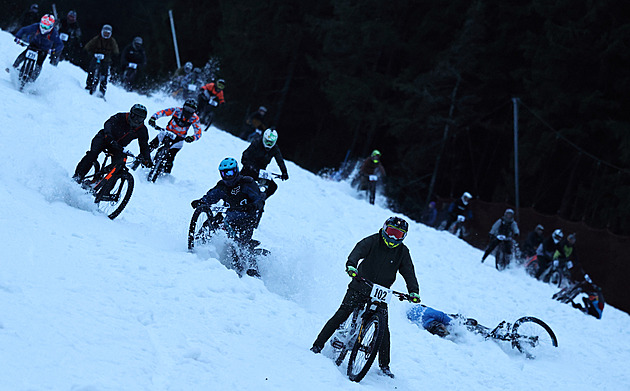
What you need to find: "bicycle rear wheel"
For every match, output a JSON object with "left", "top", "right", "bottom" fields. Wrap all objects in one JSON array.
[
  {"left": 347, "top": 311, "right": 385, "bottom": 382},
  {"left": 511, "top": 316, "right": 558, "bottom": 359},
  {"left": 95, "top": 171, "right": 134, "bottom": 219}
]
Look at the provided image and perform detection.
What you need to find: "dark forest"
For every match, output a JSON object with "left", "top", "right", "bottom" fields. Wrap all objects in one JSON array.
[{"left": 3, "top": 0, "right": 630, "bottom": 235}]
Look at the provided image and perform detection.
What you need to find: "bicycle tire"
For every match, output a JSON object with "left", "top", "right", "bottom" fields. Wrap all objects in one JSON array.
[
  {"left": 496, "top": 250, "right": 508, "bottom": 271},
  {"left": 347, "top": 311, "right": 385, "bottom": 382},
  {"left": 368, "top": 182, "right": 376, "bottom": 205},
  {"left": 89, "top": 66, "right": 100, "bottom": 95},
  {"left": 95, "top": 171, "right": 134, "bottom": 220},
  {"left": 549, "top": 270, "right": 562, "bottom": 287},
  {"left": 19, "top": 58, "right": 34, "bottom": 90},
  {"left": 511, "top": 316, "right": 558, "bottom": 359},
  {"left": 187, "top": 206, "right": 214, "bottom": 251}
]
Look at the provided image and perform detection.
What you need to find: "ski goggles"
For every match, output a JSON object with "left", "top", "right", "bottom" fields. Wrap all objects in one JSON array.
[
  {"left": 220, "top": 168, "right": 237, "bottom": 180},
  {"left": 384, "top": 225, "right": 407, "bottom": 241},
  {"left": 263, "top": 138, "right": 275, "bottom": 148}
]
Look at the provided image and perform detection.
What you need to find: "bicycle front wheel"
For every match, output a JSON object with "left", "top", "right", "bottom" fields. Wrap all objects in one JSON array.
[
  {"left": 347, "top": 311, "right": 385, "bottom": 382},
  {"left": 187, "top": 207, "right": 215, "bottom": 251},
  {"left": 96, "top": 171, "right": 134, "bottom": 220},
  {"left": 147, "top": 148, "right": 167, "bottom": 182},
  {"left": 511, "top": 316, "right": 558, "bottom": 359}
]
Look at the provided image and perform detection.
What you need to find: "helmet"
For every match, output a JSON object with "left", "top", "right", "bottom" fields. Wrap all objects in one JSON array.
[
  {"left": 371, "top": 150, "right": 381, "bottom": 163},
  {"left": 133, "top": 36, "right": 143, "bottom": 48},
  {"left": 101, "top": 24, "right": 113, "bottom": 39},
  {"left": 427, "top": 320, "right": 450, "bottom": 337},
  {"left": 461, "top": 192, "right": 472, "bottom": 205},
  {"left": 67, "top": 10, "right": 77, "bottom": 23},
  {"left": 182, "top": 98, "right": 197, "bottom": 118},
  {"left": 258, "top": 106, "right": 267, "bottom": 114},
  {"left": 262, "top": 128, "right": 278, "bottom": 149},
  {"left": 381, "top": 216, "right": 408, "bottom": 248},
  {"left": 219, "top": 157, "right": 239, "bottom": 186},
  {"left": 552, "top": 229, "right": 563, "bottom": 244},
  {"left": 129, "top": 103, "right": 147, "bottom": 128},
  {"left": 216, "top": 79, "right": 225, "bottom": 90},
  {"left": 503, "top": 208, "right": 515, "bottom": 222},
  {"left": 39, "top": 14, "right": 55, "bottom": 35},
  {"left": 184, "top": 62, "right": 193, "bottom": 73},
  {"left": 535, "top": 224, "right": 544, "bottom": 233},
  {"left": 30, "top": 4, "right": 38, "bottom": 13},
  {"left": 567, "top": 233, "right": 576, "bottom": 245}
]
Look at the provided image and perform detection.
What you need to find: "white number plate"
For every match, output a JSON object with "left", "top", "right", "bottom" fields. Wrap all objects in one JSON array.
[
  {"left": 370, "top": 283, "right": 392, "bottom": 304},
  {"left": 258, "top": 170, "right": 272, "bottom": 180},
  {"left": 188, "top": 84, "right": 197, "bottom": 91},
  {"left": 94, "top": 53, "right": 105, "bottom": 60},
  {"left": 128, "top": 62, "right": 137, "bottom": 69},
  {"left": 369, "top": 175, "right": 378, "bottom": 181},
  {"left": 59, "top": 33, "right": 69, "bottom": 41},
  {"left": 26, "top": 50, "right": 38, "bottom": 60}
]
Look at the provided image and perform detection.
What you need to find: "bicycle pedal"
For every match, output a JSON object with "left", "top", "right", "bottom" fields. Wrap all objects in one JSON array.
[{"left": 331, "top": 340, "right": 345, "bottom": 350}]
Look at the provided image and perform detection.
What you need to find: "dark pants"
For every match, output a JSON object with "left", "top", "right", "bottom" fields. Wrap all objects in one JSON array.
[
  {"left": 313, "top": 288, "right": 391, "bottom": 368},
  {"left": 86, "top": 58, "right": 110, "bottom": 94},
  {"left": 74, "top": 132, "right": 123, "bottom": 180}
]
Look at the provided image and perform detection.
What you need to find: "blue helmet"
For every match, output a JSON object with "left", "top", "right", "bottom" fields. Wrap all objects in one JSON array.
[{"left": 219, "top": 157, "right": 239, "bottom": 185}]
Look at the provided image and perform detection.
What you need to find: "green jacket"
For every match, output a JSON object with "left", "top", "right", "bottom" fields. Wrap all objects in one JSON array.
[{"left": 346, "top": 231, "right": 420, "bottom": 295}]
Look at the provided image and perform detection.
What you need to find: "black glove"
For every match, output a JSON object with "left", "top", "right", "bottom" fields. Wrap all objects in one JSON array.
[
  {"left": 142, "top": 157, "right": 154, "bottom": 168},
  {"left": 191, "top": 199, "right": 201, "bottom": 209},
  {"left": 185, "top": 135, "right": 195, "bottom": 143},
  {"left": 280, "top": 173, "right": 289, "bottom": 181},
  {"left": 148, "top": 117, "right": 156, "bottom": 127}
]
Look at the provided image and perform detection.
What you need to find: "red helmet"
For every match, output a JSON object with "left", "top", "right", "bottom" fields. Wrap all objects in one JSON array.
[{"left": 40, "top": 14, "right": 55, "bottom": 35}]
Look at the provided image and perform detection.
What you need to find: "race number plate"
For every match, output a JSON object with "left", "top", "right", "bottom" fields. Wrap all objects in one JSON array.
[
  {"left": 25, "top": 50, "right": 38, "bottom": 60},
  {"left": 128, "top": 62, "right": 137, "bottom": 69},
  {"left": 94, "top": 53, "right": 105, "bottom": 60},
  {"left": 369, "top": 175, "right": 378, "bottom": 182},
  {"left": 370, "top": 283, "right": 392, "bottom": 304},
  {"left": 259, "top": 170, "right": 272, "bottom": 180},
  {"left": 59, "top": 33, "right": 69, "bottom": 41},
  {"left": 188, "top": 84, "right": 197, "bottom": 91}
]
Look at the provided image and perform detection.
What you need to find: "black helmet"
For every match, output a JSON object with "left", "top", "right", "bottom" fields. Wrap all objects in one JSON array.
[
  {"left": 133, "top": 36, "right": 143, "bottom": 49},
  {"left": 129, "top": 103, "right": 147, "bottom": 128},
  {"left": 182, "top": 98, "right": 197, "bottom": 118},
  {"left": 381, "top": 216, "right": 408, "bottom": 248}
]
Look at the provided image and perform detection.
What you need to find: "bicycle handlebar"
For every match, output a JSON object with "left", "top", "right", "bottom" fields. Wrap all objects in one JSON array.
[{"left": 353, "top": 276, "right": 414, "bottom": 302}]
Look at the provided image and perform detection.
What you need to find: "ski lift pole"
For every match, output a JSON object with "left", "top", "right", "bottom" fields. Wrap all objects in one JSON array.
[
  {"left": 168, "top": 10, "right": 181, "bottom": 69},
  {"left": 513, "top": 97, "right": 520, "bottom": 221}
]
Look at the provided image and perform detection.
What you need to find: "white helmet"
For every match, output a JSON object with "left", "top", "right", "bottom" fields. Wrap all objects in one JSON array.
[
  {"left": 262, "top": 128, "right": 278, "bottom": 149},
  {"left": 552, "top": 229, "right": 563, "bottom": 243},
  {"left": 461, "top": 192, "right": 472, "bottom": 205}
]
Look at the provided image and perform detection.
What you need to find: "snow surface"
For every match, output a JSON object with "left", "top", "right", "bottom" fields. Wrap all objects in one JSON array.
[{"left": 1, "top": 30, "right": 630, "bottom": 391}]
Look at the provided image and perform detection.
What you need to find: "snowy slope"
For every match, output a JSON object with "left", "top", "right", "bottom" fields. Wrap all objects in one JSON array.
[{"left": 1, "top": 30, "right": 630, "bottom": 391}]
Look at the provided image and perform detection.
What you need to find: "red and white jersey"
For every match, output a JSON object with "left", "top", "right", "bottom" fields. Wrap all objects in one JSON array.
[{"left": 151, "top": 107, "right": 203, "bottom": 140}]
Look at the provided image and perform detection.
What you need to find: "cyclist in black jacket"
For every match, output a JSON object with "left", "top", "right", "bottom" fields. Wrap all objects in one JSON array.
[
  {"left": 240, "top": 128, "right": 289, "bottom": 200},
  {"left": 73, "top": 104, "right": 152, "bottom": 182},
  {"left": 310, "top": 217, "right": 421, "bottom": 379}
]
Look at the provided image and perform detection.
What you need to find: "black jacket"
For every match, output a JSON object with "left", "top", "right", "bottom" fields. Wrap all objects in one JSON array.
[
  {"left": 121, "top": 43, "right": 147, "bottom": 69},
  {"left": 200, "top": 175, "right": 264, "bottom": 212},
  {"left": 99, "top": 112, "right": 151, "bottom": 162},
  {"left": 346, "top": 232, "right": 420, "bottom": 295},
  {"left": 241, "top": 136, "right": 288, "bottom": 176}
]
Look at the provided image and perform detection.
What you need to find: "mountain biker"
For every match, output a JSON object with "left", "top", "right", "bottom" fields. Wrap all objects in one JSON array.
[
  {"left": 353, "top": 150, "right": 386, "bottom": 191},
  {"left": 521, "top": 224, "right": 544, "bottom": 258},
  {"left": 55, "top": 10, "right": 82, "bottom": 66},
  {"left": 190, "top": 158, "right": 265, "bottom": 253},
  {"left": 84, "top": 24, "right": 119, "bottom": 97},
  {"left": 440, "top": 192, "right": 473, "bottom": 231},
  {"left": 310, "top": 216, "right": 421, "bottom": 379},
  {"left": 420, "top": 201, "right": 438, "bottom": 228},
  {"left": 197, "top": 78, "right": 225, "bottom": 125},
  {"left": 14, "top": 4, "right": 39, "bottom": 32},
  {"left": 73, "top": 104, "right": 152, "bottom": 182},
  {"left": 240, "top": 128, "right": 289, "bottom": 199},
  {"left": 174, "top": 61, "right": 194, "bottom": 78},
  {"left": 406, "top": 305, "right": 453, "bottom": 337},
  {"left": 120, "top": 36, "right": 147, "bottom": 91},
  {"left": 548, "top": 233, "right": 580, "bottom": 282},
  {"left": 534, "top": 229, "right": 564, "bottom": 279},
  {"left": 241, "top": 106, "right": 268, "bottom": 141},
  {"left": 12, "top": 14, "right": 64, "bottom": 81},
  {"left": 147, "top": 99, "right": 204, "bottom": 174},
  {"left": 481, "top": 208, "right": 520, "bottom": 263}
]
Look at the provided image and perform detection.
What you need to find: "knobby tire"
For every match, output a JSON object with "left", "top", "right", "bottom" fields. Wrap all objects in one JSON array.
[
  {"left": 188, "top": 206, "right": 213, "bottom": 251},
  {"left": 147, "top": 148, "right": 167, "bottom": 182},
  {"left": 511, "top": 316, "right": 558, "bottom": 358},
  {"left": 347, "top": 311, "right": 385, "bottom": 382},
  {"left": 96, "top": 170, "right": 134, "bottom": 220}
]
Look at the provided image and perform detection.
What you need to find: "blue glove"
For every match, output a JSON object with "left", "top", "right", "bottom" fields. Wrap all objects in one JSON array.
[
  {"left": 346, "top": 266, "right": 358, "bottom": 278},
  {"left": 409, "top": 293, "right": 421, "bottom": 303}
]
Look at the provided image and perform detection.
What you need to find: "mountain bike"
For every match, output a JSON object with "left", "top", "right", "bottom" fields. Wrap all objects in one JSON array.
[
  {"left": 87, "top": 53, "right": 106, "bottom": 96},
  {"left": 9, "top": 39, "right": 40, "bottom": 91},
  {"left": 329, "top": 278, "right": 415, "bottom": 382},
  {"left": 79, "top": 151, "right": 138, "bottom": 219},
  {"left": 256, "top": 169, "right": 281, "bottom": 194},
  {"left": 143, "top": 125, "right": 178, "bottom": 182},
  {"left": 188, "top": 203, "right": 269, "bottom": 277},
  {"left": 494, "top": 235, "right": 515, "bottom": 271},
  {"left": 461, "top": 315, "right": 558, "bottom": 359}
]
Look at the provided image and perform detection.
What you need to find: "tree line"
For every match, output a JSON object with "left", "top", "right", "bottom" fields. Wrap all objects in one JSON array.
[{"left": 3, "top": 0, "right": 629, "bottom": 234}]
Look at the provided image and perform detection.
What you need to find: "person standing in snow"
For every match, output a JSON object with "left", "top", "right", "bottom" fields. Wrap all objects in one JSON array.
[{"left": 310, "top": 216, "right": 421, "bottom": 379}]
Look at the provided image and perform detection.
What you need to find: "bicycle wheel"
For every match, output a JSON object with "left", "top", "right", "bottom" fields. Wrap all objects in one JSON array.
[
  {"left": 511, "top": 316, "right": 558, "bottom": 359},
  {"left": 147, "top": 148, "right": 167, "bottom": 182},
  {"left": 187, "top": 207, "right": 215, "bottom": 251},
  {"left": 18, "top": 59, "right": 34, "bottom": 90},
  {"left": 549, "top": 270, "right": 562, "bottom": 287},
  {"left": 368, "top": 182, "right": 376, "bottom": 205},
  {"left": 347, "top": 311, "right": 385, "bottom": 382},
  {"left": 95, "top": 171, "right": 134, "bottom": 220}
]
